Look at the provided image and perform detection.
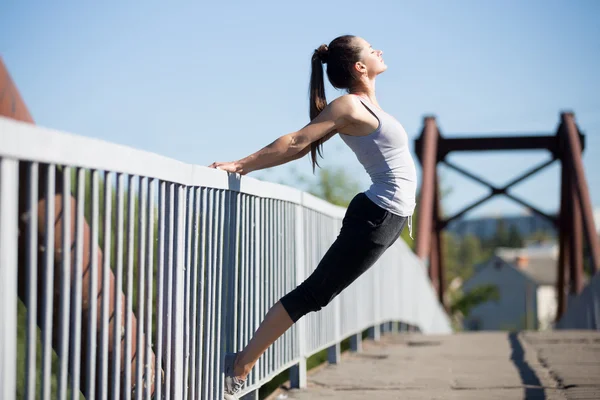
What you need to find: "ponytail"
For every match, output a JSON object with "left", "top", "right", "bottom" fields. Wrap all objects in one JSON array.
[
  {"left": 307, "top": 36, "right": 362, "bottom": 172},
  {"left": 309, "top": 44, "right": 329, "bottom": 172}
]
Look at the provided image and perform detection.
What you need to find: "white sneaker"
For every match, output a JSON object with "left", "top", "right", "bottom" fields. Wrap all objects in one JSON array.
[{"left": 223, "top": 352, "right": 246, "bottom": 396}]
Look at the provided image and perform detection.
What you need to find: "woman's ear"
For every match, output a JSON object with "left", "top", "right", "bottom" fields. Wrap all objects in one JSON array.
[{"left": 354, "top": 61, "right": 367, "bottom": 76}]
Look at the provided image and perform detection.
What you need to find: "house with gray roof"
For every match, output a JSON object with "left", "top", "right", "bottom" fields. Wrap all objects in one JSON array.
[{"left": 462, "top": 245, "right": 559, "bottom": 331}]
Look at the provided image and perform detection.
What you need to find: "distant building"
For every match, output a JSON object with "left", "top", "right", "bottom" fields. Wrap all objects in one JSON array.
[
  {"left": 447, "top": 213, "right": 557, "bottom": 240},
  {"left": 462, "top": 244, "right": 558, "bottom": 332}
]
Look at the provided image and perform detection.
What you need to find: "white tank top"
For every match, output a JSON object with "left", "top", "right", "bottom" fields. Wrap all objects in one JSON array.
[{"left": 340, "top": 96, "right": 418, "bottom": 234}]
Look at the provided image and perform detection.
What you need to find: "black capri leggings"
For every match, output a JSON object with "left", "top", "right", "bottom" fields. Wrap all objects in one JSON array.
[{"left": 280, "top": 192, "right": 408, "bottom": 323}]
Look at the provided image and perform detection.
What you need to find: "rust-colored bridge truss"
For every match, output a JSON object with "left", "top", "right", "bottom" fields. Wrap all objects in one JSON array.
[{"left": 414, "top": 114, "right": 600, "bottom": 320}]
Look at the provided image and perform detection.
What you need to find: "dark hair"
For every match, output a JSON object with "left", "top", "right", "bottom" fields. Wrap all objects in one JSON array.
[{"left": 309, "top": 35, "right": 363, "bottom": 171}]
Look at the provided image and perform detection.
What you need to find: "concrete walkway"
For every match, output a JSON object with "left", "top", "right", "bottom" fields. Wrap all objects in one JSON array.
[{"left": 274, "top": 330, "right": 600, "bottom": 400}]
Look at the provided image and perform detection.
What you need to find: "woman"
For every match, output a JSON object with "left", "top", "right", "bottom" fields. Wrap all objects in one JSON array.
[{"left": 209, "top": 34, "right": 417, "bottom": 398}]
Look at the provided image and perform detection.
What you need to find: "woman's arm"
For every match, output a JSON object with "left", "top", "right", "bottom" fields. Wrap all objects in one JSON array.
[
  {"left": 209, "top": 96, "right": 356, "bottom": 175},
  {"left": 256, "top": 131, "right": 337, "bottom": 170}
]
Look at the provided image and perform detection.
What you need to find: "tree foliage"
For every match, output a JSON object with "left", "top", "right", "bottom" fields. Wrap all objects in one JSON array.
[{"left": 449, "top": 284, "right": 500, "bottom": 317}]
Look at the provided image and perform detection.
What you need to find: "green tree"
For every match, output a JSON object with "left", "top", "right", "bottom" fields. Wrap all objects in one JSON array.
[
  {"left": 526, "top": 229, "right": 554, "bottom": 244},
  {"left": 507, "top": 225, "right": 523, "bottom": 248},
  {"left": 304, "top": 166, "right": 361, "bottom": 207},
  {"left": 494, "top": 219, "right": 509, "bottom": 247},
  {"left": 449, "top": 284, "right": 500, "bottom": 319}
]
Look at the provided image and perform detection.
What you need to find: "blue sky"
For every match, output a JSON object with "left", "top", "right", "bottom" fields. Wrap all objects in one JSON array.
[{"left": 2, "top": 0, "right": 599, "bottom": 218}]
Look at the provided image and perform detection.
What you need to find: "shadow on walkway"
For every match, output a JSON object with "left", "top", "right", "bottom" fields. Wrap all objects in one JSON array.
[{"left": 508, "top": 332, "right": 546, "bottom": 400}]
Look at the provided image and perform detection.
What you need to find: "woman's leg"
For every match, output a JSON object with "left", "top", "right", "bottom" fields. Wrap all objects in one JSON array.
[
  {"left": 229, "top": 193, "right": 407, "bottom": 382},
  {"left": 233, "top": 301, "right": 293, "bottom": 378}
]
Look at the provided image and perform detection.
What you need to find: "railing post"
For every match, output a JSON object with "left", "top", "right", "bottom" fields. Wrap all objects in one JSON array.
[
  {"left": 289, "top": 202, "right": 307, "bottom": 388},
  {"left": 350, "top": 333, "right": 362, "bottom": 353},
  {"left": 381, "top": 322, "right": 389, "bottom": 335},
  {"left": 327, "top": 217, "right": 342, "bottom": 365},
  {"left": 369, "top": 260, "right": 381, "bottom": 342},
  {"left": 327, "top": 341, "right": 341, "bottom": 365},
  {"left": 368, "top": 325, "right": 381, "bottom": 341},
  {"left": 0, "top": 158, "right": 18, "bottom": 400}
]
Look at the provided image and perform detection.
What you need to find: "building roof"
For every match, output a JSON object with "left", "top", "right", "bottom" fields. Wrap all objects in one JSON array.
[{"left": 494, "top": 247, "right": 557, "bottom": 286}]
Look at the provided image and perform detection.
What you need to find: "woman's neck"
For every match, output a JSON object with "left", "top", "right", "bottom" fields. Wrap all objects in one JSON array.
[{"left": 350, "top": 79, "right": 379, "bottom": 108}]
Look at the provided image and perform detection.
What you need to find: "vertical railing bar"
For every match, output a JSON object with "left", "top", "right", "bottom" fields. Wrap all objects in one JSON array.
[
  {"left": 265, "top": 198, "right": 270, "bottom": 376},
  {"left": 144, "top": 179, "right": 154, "bottom": 400},
  {"left": 70, "top": 168, "right": 85, "bottom": 399},
  {"left": 234, "top": 193, "right": 242, "bottom": 356},
  {"left": 283, "top": 203, "right": 288, "bottom": 365},
  {"left": 164, "top": 183, "right": 175, "bottom": 400},
  {"left": 260, "top": 198, "right": 266, "bottom": 379},
  {"left": 264, "top": 198, "right": 270, "bottom": 377},
  {"left": 172, "top": 184, "right": 186, "bottom": 399},
  {"left": 189, "top": 187, "right": 201, "bottom": 400},
  {"left": 244, "top": 195, "right": 258, "bottom": 384},
  {"left": 24, "top": 163, "right": 38, "bottom": 400},
  {"left": 135, "top": 176, "right": 147, "bottom": 400},
  {"left": 245, "top": 195, "right": 252, "bottom": 384},
  {"left": 281, "top": 203, "right": 286, "bottom": 365},
  {"left": 248, "top": 194, "right": 253, "bottom": 364},
  {"left": 312, "top": 211, "right": 317, "bottom": 352},
  {"left": 154, "top": 181, "right": 166, "bottom": 400},
  {"left": 214, "top": 189, "right": 221, "bottom": 399},
  {"left": 98, "top": 171, "right": 112, "bottom": 400},
  {"left": 57, "top": 167, "right": 72, "bottom": 399},
  {"left": 255, "top": 196, "right": 261, "bottom": 382},
  {"left": 87, "top": 169, "right": 100, "bottom": 399},
  {"left": 270, "top": 199, "right": 276, "bottom": 373},
  {"left": 124, "top": 174, "right": 136, "bottom": 400},
  {"left": 41, "top": 164, "right": 55, "bottom": 400},
  {"left": 277, "top": 201, "right": 283, "bottom": 371},
  {"left": 215, "top": 190, "right": 226, "bottom": 399},
  {"left": 112, "top": 173, "right": 125, "bottom": 400},
  {"left": 286, "top": 203, "right": 291, "bottom": 364},
  {"left": 203, "top": 188, "right": 215, "bottom": 400},
  {"left": 196, "top": 188, "right": 207, "bottom": 398},
  {"left": 242, "top": 193, "right": 248, "bottom": 358},
  {"left": 236, "top": 193, "right": 243, "bottom": 357},
  {"left": 183, "top": 186, "right": 193, "bottom": 400},
  {"left": 273, "top": 201, "right": 279, "bottom": 372},
  {"left": 254, "top": 196, "right": 261, "bottom": 382},
  {"left": 213, "top": 189, "right": 223, "bottom": 399},
  {"left": 268, "top": 199, "right": 274, "bottom": 375},
  {"left": 243, "top": 195, "right": 251, "bottom": 385}
]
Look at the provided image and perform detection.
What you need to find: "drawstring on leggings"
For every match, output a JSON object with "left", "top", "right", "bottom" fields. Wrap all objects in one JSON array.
[{"left": 408, "top": 215, "right": 413, "bottom": 240}]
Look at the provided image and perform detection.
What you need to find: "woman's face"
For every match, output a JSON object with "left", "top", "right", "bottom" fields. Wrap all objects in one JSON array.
[{"left": 354, "top": 37, "right": 387, "bottom": 77}]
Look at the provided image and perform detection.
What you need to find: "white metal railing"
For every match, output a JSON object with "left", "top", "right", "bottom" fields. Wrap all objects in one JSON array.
[
  {"left": 556, "top": 271, "right": 600, "bottom": 330},
  {"left": 0, "top": 116, "right": 451, "bottom": 400}
]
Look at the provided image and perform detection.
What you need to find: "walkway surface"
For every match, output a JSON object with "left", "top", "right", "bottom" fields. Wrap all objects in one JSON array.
[{"left": 274, "top": 330, "right": 600, "bottom": 400}]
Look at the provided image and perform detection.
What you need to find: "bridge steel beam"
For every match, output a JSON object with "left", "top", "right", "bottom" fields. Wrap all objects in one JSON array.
[{"left": 414, "top": 110, "right": 599, "bottom": 323}]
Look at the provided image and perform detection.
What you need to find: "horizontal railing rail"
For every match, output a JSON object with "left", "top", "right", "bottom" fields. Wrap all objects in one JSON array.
[{"left": 0, "top": 116, "right": 451, "bottom": 400}]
